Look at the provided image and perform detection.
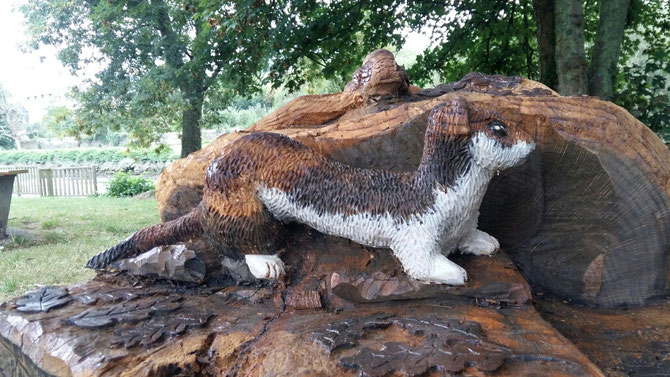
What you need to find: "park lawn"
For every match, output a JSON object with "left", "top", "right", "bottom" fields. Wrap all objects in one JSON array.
[{"left": 0, "top": 196, "right": 160, "bottom": 302}]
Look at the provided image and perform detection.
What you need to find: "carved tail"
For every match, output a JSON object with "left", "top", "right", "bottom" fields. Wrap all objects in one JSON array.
[{"left": 85, "top": 208, "right": 203, "bottom": 269}]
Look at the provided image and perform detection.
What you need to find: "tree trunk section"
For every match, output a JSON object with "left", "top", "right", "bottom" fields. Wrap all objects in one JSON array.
[
  {"left": 2, "top": 49, "right": 669, "bottom": 376},
  {"left": 588, "top": 0, "right": 631, "bottom": 100},
  {"left": 536, "top": 296, "right": 670, "bottom": 376},
  {"left": 158, "top": 66, "right": 670, "bottom": 308},
  {"left": 554, "top": 0, "right": 589, "bottom": 95},
  {"left": 532, "top": 0, "right": 558, "bottom": 90}
]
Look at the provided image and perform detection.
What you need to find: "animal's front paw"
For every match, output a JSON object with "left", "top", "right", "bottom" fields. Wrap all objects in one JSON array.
[
  {"left": 415, "top": 255, "right": 467, "bottom": 285},
  {"left": 245, "top": 254, "right": 286, "bottom": 279},
  {"left": 459, "top": 229, "right": 500, "bottom": 256}
]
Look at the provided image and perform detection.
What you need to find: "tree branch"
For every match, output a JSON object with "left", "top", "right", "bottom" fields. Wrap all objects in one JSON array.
[{"left": 153, "top": 0, "right": 185, "bottom": 71}]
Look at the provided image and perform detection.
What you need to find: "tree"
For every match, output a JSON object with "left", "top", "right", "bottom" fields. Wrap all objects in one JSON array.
[
  {"left": 22, "top": 0, "right": 669, "bottom": 151},
  {"left": 402, "top": 0, "right": 668, "bottom": 131},
  {"left": 0, "top": 85, "right": 16, "bottom": 150},
  {"left": 5, "top": 105, "right": 28, "bottom": 150},
  {"left": 42, "top": 105, "right": 76, "bottom": 138},
  {"left": 588, "top": 0, "right": 632, "bottom": 100},
  {"left": 540, "top": 0, "right": 633, "bottom": 98},
  {"left": 22, "top": 0, "right": 274, "bottom": 157},
  {"left": 260, "top": 0, "right": 406, "bottom": 91},
  {"left": 614, "top": 0, "right": 670, "bottom": 137},
  {"left": 405, "top": 0, "right": 539, "bottom": 86},
  {"left": 0, "top": 84, "right": 28, "bottom": 150},
  {"left": 533, "top": 0, "right": 558, "bottom": 89},
  {"left": 22, "top": 0, "right": 409, "bottom": 156}
]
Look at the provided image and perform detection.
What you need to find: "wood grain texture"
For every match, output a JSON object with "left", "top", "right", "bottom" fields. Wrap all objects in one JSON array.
[
  {"left": 6, "top": 49, "right": 668, "bottom": 377},
  {"left": 536, "top": 296, "right": 670, "bottom": 377},
  {"left": 157, "top": 66, "right": 670, "bottom": 307}
]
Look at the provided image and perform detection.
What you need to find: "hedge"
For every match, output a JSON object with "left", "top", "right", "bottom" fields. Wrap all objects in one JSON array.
[{"left": 0, "top": 147, "right": 178, "bottom": 165}]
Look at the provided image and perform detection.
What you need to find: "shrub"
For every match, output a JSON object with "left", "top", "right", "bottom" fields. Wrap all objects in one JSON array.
[{"left": 106, "top": 172, "right": 155, "bottom": 197}]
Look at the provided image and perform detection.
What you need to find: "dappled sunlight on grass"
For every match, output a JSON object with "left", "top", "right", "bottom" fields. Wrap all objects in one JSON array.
[{"left": 0, "top": 197, "right": 160, "bottom": 302}]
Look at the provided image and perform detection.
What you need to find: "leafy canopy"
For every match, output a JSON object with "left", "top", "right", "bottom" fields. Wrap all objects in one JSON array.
[{"left": 20, "top": 0, "right": 670, "bottom": 147}]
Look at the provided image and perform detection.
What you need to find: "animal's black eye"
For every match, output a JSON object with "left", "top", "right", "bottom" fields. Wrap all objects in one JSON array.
[{"left": 488, "top": 121, "right": 508, "bottom": 137}]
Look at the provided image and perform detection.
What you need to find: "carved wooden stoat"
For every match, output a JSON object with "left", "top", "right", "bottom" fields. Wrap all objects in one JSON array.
[{"left": 87, "top": 98, "right": 535, "bottom": 285}]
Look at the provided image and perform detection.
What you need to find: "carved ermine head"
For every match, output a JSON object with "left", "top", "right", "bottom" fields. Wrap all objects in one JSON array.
[{"left": 424, "top": 97, "right": 535, "bottom": 175}]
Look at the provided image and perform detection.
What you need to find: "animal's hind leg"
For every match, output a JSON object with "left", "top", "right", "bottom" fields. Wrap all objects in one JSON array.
[{"left": 199, "top": 189, "right": 287, "bottom": 280}]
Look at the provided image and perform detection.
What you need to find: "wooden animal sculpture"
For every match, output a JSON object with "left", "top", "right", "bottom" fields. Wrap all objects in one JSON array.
[{"left": 87, "top": 98, "right": 535, "bottom": 285}]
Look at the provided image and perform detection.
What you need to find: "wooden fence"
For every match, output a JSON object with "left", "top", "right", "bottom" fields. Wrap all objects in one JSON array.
[{"left": 0, "top": 166, "right": 97, "bottom": 197}]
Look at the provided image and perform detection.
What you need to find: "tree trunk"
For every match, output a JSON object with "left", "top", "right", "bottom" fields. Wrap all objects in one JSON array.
[
  {"left": 180, "top": 91, "right": 203, "bottom": 158},
  {"left": 588, "top": 0, "right": 631, "bottom": 100},
  {"left": 532, "top": 0, "right": 558, "bottom": 90},
  {"left": 154, "top": 0, "right": 204, "bottom": 157},
  {"left": 554, "top": 0, "right": 589, "bottom": 95}
]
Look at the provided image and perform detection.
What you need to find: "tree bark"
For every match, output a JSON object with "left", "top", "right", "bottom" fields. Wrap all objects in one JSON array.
[
  {"left": 11, "top": 136, "right": 20, "bottom": 150},
  {"left": 180, "top": 92, "right": 203, "bottom": 158},
  {"left": 554, "top": 0, "right": 589, "bottom": 95},
  {"left": 588, "top": 0, "right": 631, "bottom": 100},
  {"left": 532, "top": 0, "right": 558, "bottom": 90}
]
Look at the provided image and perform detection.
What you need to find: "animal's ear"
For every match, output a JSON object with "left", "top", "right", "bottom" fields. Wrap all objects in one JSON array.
[{"left": 429, "top": 97, "right": 470, "bottom": 136}]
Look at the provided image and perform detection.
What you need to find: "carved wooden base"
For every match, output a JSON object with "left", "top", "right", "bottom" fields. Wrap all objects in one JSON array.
[
  {"left": 4, "top": 52, "right": 669, "bottom": 375},
  {"left": 536, "top": 297, "right": 670, "bottom": 377},
  {"left": 0, "top": 228, "right": 607, "bottom": 377}
]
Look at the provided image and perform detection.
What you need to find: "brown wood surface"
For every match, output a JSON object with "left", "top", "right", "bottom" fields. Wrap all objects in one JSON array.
[
  {"left": 535, "top": 296, "right": 670, "bottom": 377},
  {"left": 0, "top": 227, "right": 604, "bottom": 377},
  {"left": 156, "top": 56, "right": 670, "bottom": 307}
]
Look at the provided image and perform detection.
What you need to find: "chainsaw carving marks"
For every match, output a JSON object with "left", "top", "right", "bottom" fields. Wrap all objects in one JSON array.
[
  {"left": 311, "top": 314, "right": 510, "bottom": 376},
  {"left": 14, "top": 286, "right": 70, "bottom": 313},
  {"left": 87, "top": 98, "right": 534, "bottom": 286}
]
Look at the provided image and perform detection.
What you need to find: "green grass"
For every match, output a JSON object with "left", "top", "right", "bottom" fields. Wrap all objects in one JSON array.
[
  {"left": 41, "top": 219, "right": 60, "bottom": 229},
  {"left": 0, "top": 197, "right": 160, "bottom": 302}
]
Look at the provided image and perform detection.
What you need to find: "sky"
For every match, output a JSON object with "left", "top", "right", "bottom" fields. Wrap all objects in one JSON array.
[
  {"left": 0, "top": 0, "right": 88, "bottom": 123},
  {"left": 0, "top": 1, "right": 86, "bottom": 98}
]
